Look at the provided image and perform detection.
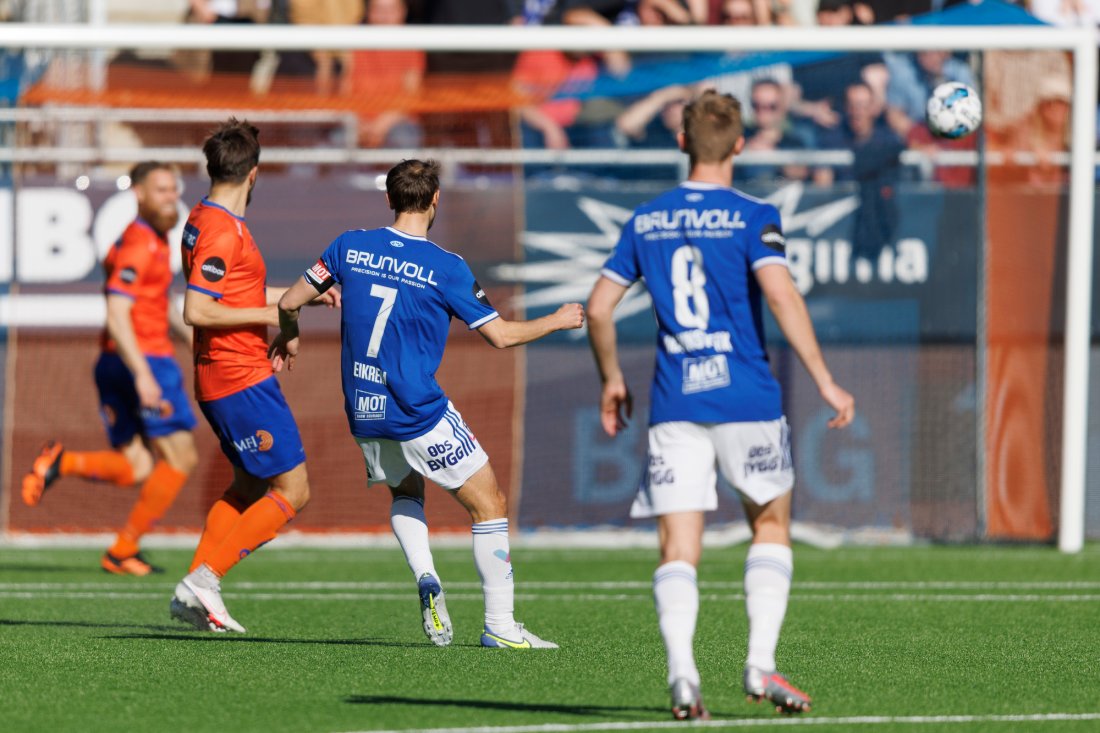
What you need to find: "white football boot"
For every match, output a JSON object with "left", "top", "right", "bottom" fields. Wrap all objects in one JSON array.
[{"left": 172, "top": 564, "right": 246, "bottom": 633}]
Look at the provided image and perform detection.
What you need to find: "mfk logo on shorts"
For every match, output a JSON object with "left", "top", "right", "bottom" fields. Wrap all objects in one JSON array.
[
  {"left": 682, "top": 354, "right": 731, "bottom": 394},
  {"left": 233, "top": 429, "right": 274, "bottom": 454},
  {"left": 354, "top": 390, "right": 387, "bottom": 421},
  {"left": 200, "top": 256, "right": 227, "bottom": 282}
]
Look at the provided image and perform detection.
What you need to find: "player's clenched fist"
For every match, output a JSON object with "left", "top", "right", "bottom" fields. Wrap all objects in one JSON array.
[{"left": 555, "top": 303, "right": 585, "bottom": 330}]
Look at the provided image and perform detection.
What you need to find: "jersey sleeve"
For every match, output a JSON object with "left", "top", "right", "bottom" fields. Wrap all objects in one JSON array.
[
  {"left": 748, "top": 204, "right": 788, "bottom": 271},
  {"left": 185, "top": 221, "right": 239, "bottom": 300},
  {"left": 303, "top": 235, "right": 342, "bottom": 292},
  {"left": 104, "top": 232, "right": 152, "bottom": 300},
  {"left": 600, "top": 215, "right": 640, "bottom": 286},
  {"left": 442, "top": 258, "right": 499, "bottom": 330}
]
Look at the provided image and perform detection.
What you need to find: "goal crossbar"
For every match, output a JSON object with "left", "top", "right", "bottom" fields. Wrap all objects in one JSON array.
[{"left": 1, "top": 22, "right": 1095, "bottom": 552}]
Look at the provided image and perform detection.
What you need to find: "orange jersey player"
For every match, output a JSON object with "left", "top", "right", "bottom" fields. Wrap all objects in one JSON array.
[
  {"left": 168, "top": 118, "right": 338, "bottom": 634},
  {"left": 23, "top": 161, "right": 199, "bottom": 576}
]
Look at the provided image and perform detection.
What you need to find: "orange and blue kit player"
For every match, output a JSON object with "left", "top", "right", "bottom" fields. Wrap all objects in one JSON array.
[
  {"left": 97, "top": 218, "right": 197, "bottom": 446},
  {"left": 23, "top": 215, "right": 197, "bottom": 575},
  {"left": 181, "top": 197, "right": 305, "bottom": 575},
  {"left": 182, "top": 197, "right": 305, "bottom": 475}
]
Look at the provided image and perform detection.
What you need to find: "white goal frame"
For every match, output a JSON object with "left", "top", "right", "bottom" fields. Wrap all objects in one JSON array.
[{"left": 0, "top": 22, "right": 1095, "bottom": 552}]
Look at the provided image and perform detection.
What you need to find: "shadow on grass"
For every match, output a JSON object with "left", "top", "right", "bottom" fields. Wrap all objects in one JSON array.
[
  {"left": 343, "top": 694, "right": 670, "bottom": 718},
  {"left": 0, "top": 618, "right": 182, "bottom": 633},
  {"left": 103, "top": 632, "right": 438, "bottom": 649},
  {"left": 0, "top": 563, "right": 94, "bottom": 573}
]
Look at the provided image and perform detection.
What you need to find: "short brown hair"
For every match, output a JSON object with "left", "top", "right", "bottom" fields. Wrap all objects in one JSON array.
[
  {"left": 682, "top": 90, "right": 744, "bottom": 166},
  {"left": 129, "top": 161, "right": 175, "bottom": 186},
  {"left": 386, "top": 159, "right": 441, "bottom": 214},
  {"left": 203, "top": 118, "right": 260, "bottom": 184}
]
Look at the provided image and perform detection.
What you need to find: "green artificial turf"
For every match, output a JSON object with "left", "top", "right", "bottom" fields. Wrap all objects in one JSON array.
[{"left": 1, "top": 544, "right": 1098, "bottom": 733}]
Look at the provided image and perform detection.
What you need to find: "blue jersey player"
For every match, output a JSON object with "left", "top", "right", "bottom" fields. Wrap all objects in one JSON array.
[
  {"left": 588, "top": 91, "right": 855, "bottom": 719},
  {"left": 273, "top": 159, "right": 584, "bottom": 649}
]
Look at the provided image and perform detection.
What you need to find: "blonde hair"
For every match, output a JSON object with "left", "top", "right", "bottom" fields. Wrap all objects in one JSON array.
[{"left": 682, "top": 90, "right": 744, "bottom": 166}]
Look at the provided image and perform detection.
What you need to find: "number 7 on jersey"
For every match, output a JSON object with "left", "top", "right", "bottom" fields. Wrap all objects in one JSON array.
[{"left": 366, "top": 284, "right": 398, "bottom": 358}]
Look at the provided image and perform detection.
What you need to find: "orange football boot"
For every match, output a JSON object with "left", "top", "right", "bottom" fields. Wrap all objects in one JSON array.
[{"left": 22, "top": 441, "right": 64, "bottom": 507}]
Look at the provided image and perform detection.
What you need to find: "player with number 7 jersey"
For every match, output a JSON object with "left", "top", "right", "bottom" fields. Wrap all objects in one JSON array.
[{"left": 272, "top": 159, "right": 584, "bottom": 650}]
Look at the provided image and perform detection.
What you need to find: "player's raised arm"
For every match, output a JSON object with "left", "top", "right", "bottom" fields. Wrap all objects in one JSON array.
[
  {"left": 476, "top": 303, "right": 584, "bottom": 349},
  {"left": 587, "top": 275, "right": 633, "bottom": 437},
  {"left": 754, "top": 264, "right": 855, "bottom": 428}
]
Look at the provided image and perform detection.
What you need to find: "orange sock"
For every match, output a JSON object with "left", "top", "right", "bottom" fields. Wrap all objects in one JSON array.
[
  {"left": 203, "top": 491, "right": 297, "bottom": 577},
  {"left": 60, "top": 451, "right": 134, "bottom": 487},
  {"left": 108, "top": 462, "right": 189, "bottom": 559},
  {"left": 189, "top": 493, "right": 250, "bottom": 572}
]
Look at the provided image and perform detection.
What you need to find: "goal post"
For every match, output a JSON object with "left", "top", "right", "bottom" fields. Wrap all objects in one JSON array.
[{"left": 0, "top": 21, "right": 1094, "bottom": 551}]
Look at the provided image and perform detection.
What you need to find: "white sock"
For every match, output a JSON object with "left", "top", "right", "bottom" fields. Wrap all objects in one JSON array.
[
  {"left": 472, "top": 518, "right": 516, "bottom": 637},
  {"left": 653, "top": 561, "right": 700, "bottom": 686},
  {"left": 189, "top": 564, "right": 220, "bottom": 590},
  {"left": 744, "top": 543, "right": 793, "bottom": 672},
  {"left": 390, "top": 496, "right": 438, "bottom": 582}
]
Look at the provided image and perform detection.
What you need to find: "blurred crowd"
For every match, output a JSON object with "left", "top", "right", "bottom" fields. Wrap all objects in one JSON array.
[{"left": 0, "top": 0, "right": 1085, "bottom": 191}]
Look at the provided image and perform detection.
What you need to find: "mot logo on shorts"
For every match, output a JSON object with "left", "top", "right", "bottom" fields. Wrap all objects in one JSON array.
[
  {"left": 354, "top": 390, "right": 387, "bottom": 421},
  {"left": 233, "top": 429, "right": 274, "bottom": 454}
]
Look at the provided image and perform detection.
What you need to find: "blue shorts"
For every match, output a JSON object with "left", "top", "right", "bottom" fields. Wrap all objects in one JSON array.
[
  {"left": 199, "top": 376, "right": 306, "bottom": 479},
  {"left": 95, "top": 352, "right": 197, "bottom": 448}
]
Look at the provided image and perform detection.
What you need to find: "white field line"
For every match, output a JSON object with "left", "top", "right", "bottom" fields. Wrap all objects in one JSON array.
[
  {"left": 341, "top": 713, "right": 1100, "bottom": 733},
  {"left": 1, "top": 580, "right": 1099, "bottom": 591},
  {"left": 1, "top": 591, "right": 1099, "bottom": 603}
]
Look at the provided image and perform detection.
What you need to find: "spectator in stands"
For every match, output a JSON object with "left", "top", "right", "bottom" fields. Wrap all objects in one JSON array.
[
  {"left": 612, "top": 83, "right": 692, "bottom": 179},
  {"left": 615, "top": 83, "right": 692, "bottom": 147},
  {"left": 735, "top": 78, "right": 812, "bottom": 183},
  {"left": 817, "top": 81, "right": 905, "bottom": 259},
  {"left": 639, "top": 0, "right": 709, "bottom": 24},
  {"left": 858, "top": 1, "right": 933, "bottom": 23},
  {"left": 779, "top": 0, "right": 820, "bottom": 25},
  {"left": 288, "top": 0, "right": 364, "bottom": 95},
  {"left": 552, "top": 1, "right": 706, "bottom": 77},
  {"left": 720, "top": 0, "right": 760, "bottom": 23},
  {"left": 513, "top": 51, "right": 614, "bottom": 150},
  {"left": 885, "top": 51, "right": 975, "bottom": 139},
  {"left": 522, "top": 0, "right": 559, "bottom": 24},
  {"left": 790, "top": 0, "right": 888, "bottom": 132},
  {"left": 410, "top": 0, "right": 520, "bottom": 72},
  {"left": 705, "top": 0, "right": 799, "bottom": 130},
  {"left": 183, "top": 1, "right": 269, "bottom": 77},
  {"left": 1028, "top": 0, "right": 1100, "bottom": 27},
  {"left": 347, "top": 0, "right": 425, "bottom": 147}
]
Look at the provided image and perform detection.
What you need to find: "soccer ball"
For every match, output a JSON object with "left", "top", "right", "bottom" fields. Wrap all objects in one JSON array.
[{"left": 925, "top": 82, "right": 982, "bottom": 139}]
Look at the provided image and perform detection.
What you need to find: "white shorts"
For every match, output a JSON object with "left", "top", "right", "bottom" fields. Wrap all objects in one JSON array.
[
  {"left": 630, "top": 417, "right": 794, "bottom": 519},
  {"left": 356, "top": 401, "right": 489, "bottom": 491}
]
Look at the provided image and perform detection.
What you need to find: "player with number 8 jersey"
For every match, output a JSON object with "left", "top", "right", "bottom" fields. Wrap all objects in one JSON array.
[
  {"left": 273, "top": 159, "right": 584, "bottom": 649},
  {"left": 588, "top": 90, "right": 855, "bottom": 720}
]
